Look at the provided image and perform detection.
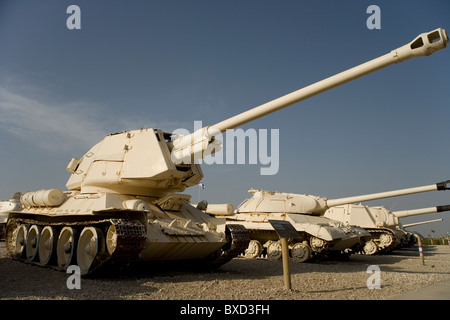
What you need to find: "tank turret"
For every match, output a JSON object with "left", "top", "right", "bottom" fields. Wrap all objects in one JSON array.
[{"left": 5, "top": 28, "right": 448, "bottom": 275}]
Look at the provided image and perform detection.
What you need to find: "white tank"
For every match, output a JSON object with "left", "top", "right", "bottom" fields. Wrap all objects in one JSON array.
[
  {"left": 5, "top": 28, "right": 448, "bottom": 275},
  {"left": 218, "top": 180, "right": 449, "bottom": 260}
]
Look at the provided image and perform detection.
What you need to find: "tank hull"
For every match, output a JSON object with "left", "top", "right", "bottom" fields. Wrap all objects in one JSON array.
[
  {"left": 6, "top": 191, "right": 249, "bottom": 275},
  {"left": 226, "top": 212, "right": 370, "bottom": 262}
]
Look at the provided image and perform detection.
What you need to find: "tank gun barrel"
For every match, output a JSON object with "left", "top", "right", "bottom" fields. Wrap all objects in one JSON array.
[
  {"left": 326, "top": 180, "right": 450, "bottom": 208},
  {"left": 210, "top": 28, "right": 448, "bottom": 133},
  {"left": 393, "top": 204, "right": 450, "bottom": 218},
  {"left": 402, "top": 219, "right": 443, "bottom": 228},
  {"left": 171, "top": 28, "right": 448, "bottom": 162}
]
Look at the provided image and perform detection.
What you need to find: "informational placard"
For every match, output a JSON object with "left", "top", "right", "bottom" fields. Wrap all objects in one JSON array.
[{"left": 268, "top": 220, "right": 300, "bottom": 239}]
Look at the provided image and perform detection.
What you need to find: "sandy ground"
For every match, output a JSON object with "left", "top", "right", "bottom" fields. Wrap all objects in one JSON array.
[{"left": 1, "top": 242, "right": 449, "bottom": 301}]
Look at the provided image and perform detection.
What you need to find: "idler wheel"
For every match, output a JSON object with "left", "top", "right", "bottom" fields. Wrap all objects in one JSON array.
[
  {"left": 77, "top": 227, "right": 105, "bottom": 275},
  {"left": 39, "top": 226, "right": 58, "bottom": 265},
  {"left": 14, "top": 224, "right": 28, "bottom": 258},
  {"left": 57, "top": 227, "right": 78, "bottom": 270},
  {"left": 244, "top": 240, "right": 263, "bottom": 259},
  {"left": 26, "top": 225, "right": 42, "bottom": 262},
  {"left": 290, "top": 242, "right": 312, "bottom": 263}
]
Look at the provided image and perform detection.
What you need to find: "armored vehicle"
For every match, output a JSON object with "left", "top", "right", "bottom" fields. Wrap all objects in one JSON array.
[
  {"left": 0, "top": 193, "right": 21, "bottom": 240},
  {"left": 323, "top": 180, "right": 449, "bottom": 254},
  {"left": 222, "top": 189, "right": 372, "bottom": 262},
  {"left": 5, "top": 28, "right": 448, "bottom": 275},
  {"left": 219, "top": 180, "right": 449, "bottom": 261},
  {"left": 326, "top": 203, "right": 450, "bottom": 253}
]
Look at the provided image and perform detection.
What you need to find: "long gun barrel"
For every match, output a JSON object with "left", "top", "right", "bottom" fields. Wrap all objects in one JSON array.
[
  {"left": 393, "top": 205, "right": 450, "bottom": 218},
  {"left": 326, "top": 180, "right": 450, "bottom": 208},
  {"left": 171, "top": 28, "right": 448, "bottom": 162},
  {"left": 402, "top": 219, "right": 443, "bottom": 228}
]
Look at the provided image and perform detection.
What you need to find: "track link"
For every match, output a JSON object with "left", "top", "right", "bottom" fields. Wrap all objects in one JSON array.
[{"left": 205, "top": 224, "right": 250, "bottom": 269}]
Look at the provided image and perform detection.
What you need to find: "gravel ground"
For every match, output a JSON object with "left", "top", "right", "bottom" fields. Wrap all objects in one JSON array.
[{"left": 1, "top": 242, "right": 449, "bottom": 301}]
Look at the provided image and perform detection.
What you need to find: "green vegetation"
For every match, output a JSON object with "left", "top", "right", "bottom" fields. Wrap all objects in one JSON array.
[{"left": 422, "top": 237, "right": 450, "bottom": 245}]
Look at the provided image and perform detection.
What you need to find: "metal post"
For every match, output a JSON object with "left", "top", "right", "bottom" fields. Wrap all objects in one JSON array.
[
  {"left": 268, "top": 220, "right": 299, "bottom": 291},
  {"left": 416, "top": 235, "right": 425, "bottom": 266},
  {"left": 281, "top": 237, "right": 292, "bottom": 290}
]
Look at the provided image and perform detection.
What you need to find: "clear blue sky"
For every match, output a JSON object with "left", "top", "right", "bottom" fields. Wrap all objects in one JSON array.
[{"left": 0, "top": 0, "right": 449, "bottom": 236}]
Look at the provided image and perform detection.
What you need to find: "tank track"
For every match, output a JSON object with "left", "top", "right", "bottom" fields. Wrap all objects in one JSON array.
[
  {"left": 106, "top": 219, "right": 147, "bottom": 261},
  {"left": 7, "top": 218, "right": 249, "bottom": 274},
  {"left": 365, "top": 228, "right": 397, "bottom": 254},
  {"left": 204, "top": 224, "right": 250, "bottom": 270},
  {"left": 0, "top": 223, "right": 5, "bottom": 240},
  {"left": 6, "top": 217, "right": 147, "bottom": 276}
]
